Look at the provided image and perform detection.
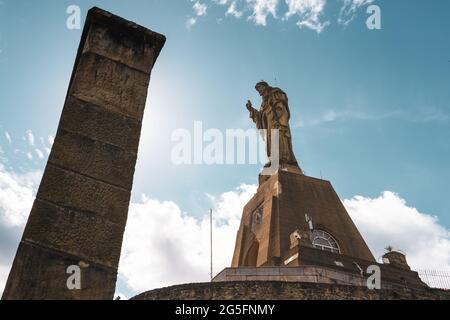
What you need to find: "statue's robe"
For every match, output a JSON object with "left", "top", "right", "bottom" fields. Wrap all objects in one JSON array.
[{"left": 249, "top": 87, "right": 298, "bottom": 166}]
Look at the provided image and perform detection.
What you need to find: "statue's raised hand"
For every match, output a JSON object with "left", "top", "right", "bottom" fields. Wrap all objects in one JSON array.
[{"left": 246, "top": 100, "right": 253, "bottom": 112}]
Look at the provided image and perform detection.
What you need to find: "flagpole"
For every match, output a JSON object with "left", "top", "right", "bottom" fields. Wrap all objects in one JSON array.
[{"left": 210, "top": 208, "right": 213, "bottom": 281}]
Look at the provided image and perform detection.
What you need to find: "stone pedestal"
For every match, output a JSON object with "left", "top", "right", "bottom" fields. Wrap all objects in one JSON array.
[
  {"left": 2, "top": 7, "right": 165, "bottom": 300},
  {"left": 232, "top": 170, "right": 375, "bottom": 268},
  {"left": 226, "top": 168, "right": 431, "bottom": 298}
]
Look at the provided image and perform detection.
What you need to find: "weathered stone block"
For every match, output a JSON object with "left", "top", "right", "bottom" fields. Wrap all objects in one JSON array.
[
  {"left": 60, "top": 97, "right": 141, "bottom": 153},
  {"left": 2, "top": 242, "right": 116, "bottom": 300},
  {"left": 282, "top": 267, "right": 304, "bottom": 276},
  {"left": 235, "top": 268, "right": 257, "bottom": 276},
  {"left": 37, "top": 164, "right": 130, "bottom": 225},
  {"left": 84, "top": 23, "right": 156, "bottom": 73},
  {"left": 70, "top": 52, "right": 150, "bottom": 121},
  {"left": 255, "top": 267, "right": 279, "bottom": 276},
  {"left": 23, "top": 199, "right": 124, "bottom": 268},
  {"left": 49, "top": 128, "right": 137, "bottom": 189},
  {"left": 303, "top": 267, "right": 320, "bottom": 276}
]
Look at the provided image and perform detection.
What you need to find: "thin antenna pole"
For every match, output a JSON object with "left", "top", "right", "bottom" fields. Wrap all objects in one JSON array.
[{"left": 210, "top": 208, "right": 213, "bottom": 281}]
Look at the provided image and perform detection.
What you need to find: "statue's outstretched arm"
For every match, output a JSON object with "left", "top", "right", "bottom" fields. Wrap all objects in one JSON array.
[{"left": 246, "top": 100, "right": 261, "bottom": 125}]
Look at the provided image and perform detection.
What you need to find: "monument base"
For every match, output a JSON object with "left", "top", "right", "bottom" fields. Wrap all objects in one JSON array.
[
  {"left": 232, "top": 170, "right": 376, "bottom": 268},
  {"left": 132, "top": 280, "right": 450, "bottom": 300}
]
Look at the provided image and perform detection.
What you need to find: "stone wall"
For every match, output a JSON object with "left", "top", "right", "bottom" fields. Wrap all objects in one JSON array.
[{"left": 132, "top": 281, "right": 450, "bottom": 300}]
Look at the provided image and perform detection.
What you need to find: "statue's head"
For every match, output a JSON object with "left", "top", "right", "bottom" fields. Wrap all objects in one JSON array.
[{"left": 255, "top": 81, "right": 269, "bottom": 96}]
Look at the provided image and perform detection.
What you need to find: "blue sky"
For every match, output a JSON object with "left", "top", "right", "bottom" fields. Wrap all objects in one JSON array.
[{"left": 1, "top": 0, "right": 450, "bottom": 298}]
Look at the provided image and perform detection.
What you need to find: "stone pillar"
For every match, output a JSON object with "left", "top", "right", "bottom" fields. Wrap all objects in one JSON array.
[{"left": 2, "top": 7, "right": 165, "bottom": 300}]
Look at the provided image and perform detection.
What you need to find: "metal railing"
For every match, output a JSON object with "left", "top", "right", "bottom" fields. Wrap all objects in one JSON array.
[{"left": 418, "top": 270, "right": 450, "bottom": 290}]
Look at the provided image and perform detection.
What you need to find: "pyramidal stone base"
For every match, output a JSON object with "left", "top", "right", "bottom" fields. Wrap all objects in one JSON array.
[{"left": 232, "top": 169, "right": 375, "bottom": 268}]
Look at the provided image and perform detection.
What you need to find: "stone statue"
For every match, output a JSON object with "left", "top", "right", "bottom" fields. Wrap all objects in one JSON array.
[{"left": 246, "top": 81, "right": 298, "bottom": 168}]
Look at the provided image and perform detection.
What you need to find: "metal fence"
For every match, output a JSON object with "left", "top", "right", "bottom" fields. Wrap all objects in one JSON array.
[{"left": 418, "top": 270, "right": 450, "bottom": 290}]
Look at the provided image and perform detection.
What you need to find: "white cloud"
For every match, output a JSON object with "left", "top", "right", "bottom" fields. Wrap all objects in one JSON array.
[
  {"left": 118, "top": 184, "right": 256, "bottom": 294},
  {"left": 186, "top": 1, "right": 208, "bottom": 28},
  {"left": 213, "top": 0, "right": 244, "bottom": 19},
  {"left": 193, "top": 1, "right": 208, "bottom": 16},
  {"left": 47, "top": 135, "right": 54, "bottom": 146},
  {"left": 226, "top": 1, "right": 244, "bottom": 18},
  {"left": 187, "top": 0, "right": 371, "bottom": 31},
  {"left": 1, "top": 130, "right": 54, "bottom": 165},
  {"left": 34, "top": 149, "right": 44, "bottom": 159},
  {"left": 296, "top": 105, "right": 450, "bottom": 128},
  {"left": 25, "top": 130, "right": 34, "bottom": 146},
  {"left": 247, "top": 0, "right": 279, "bottom": 26},
  {"left": 207, "top": 183, "right": 257, "bottom": 222},
  {"left": 186, "top": 17, "right": 197, "bottom": 28},
  {"left": 338, "top": 0, "right": 374, "bottom": 26},
  {"left": 0, "top": 169, "right": 40, "bottom": 227},
  {"left": 0, "top": 264, "right": 10, "bottom": 297},
  {"left": 297, "top": 109, "right": 359, "bottom": 127},
  {"left": 4, "top": 131, "right": 11, "bottom": 145},
  {"left": 284, "top": 0, "right": 330, "bottom": 33},
  {"left": 0, "top": 167, "right": 40, "bottom": 297},
  {"left": 344, "top": 191, "right": 450, "bottom": 270}
]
